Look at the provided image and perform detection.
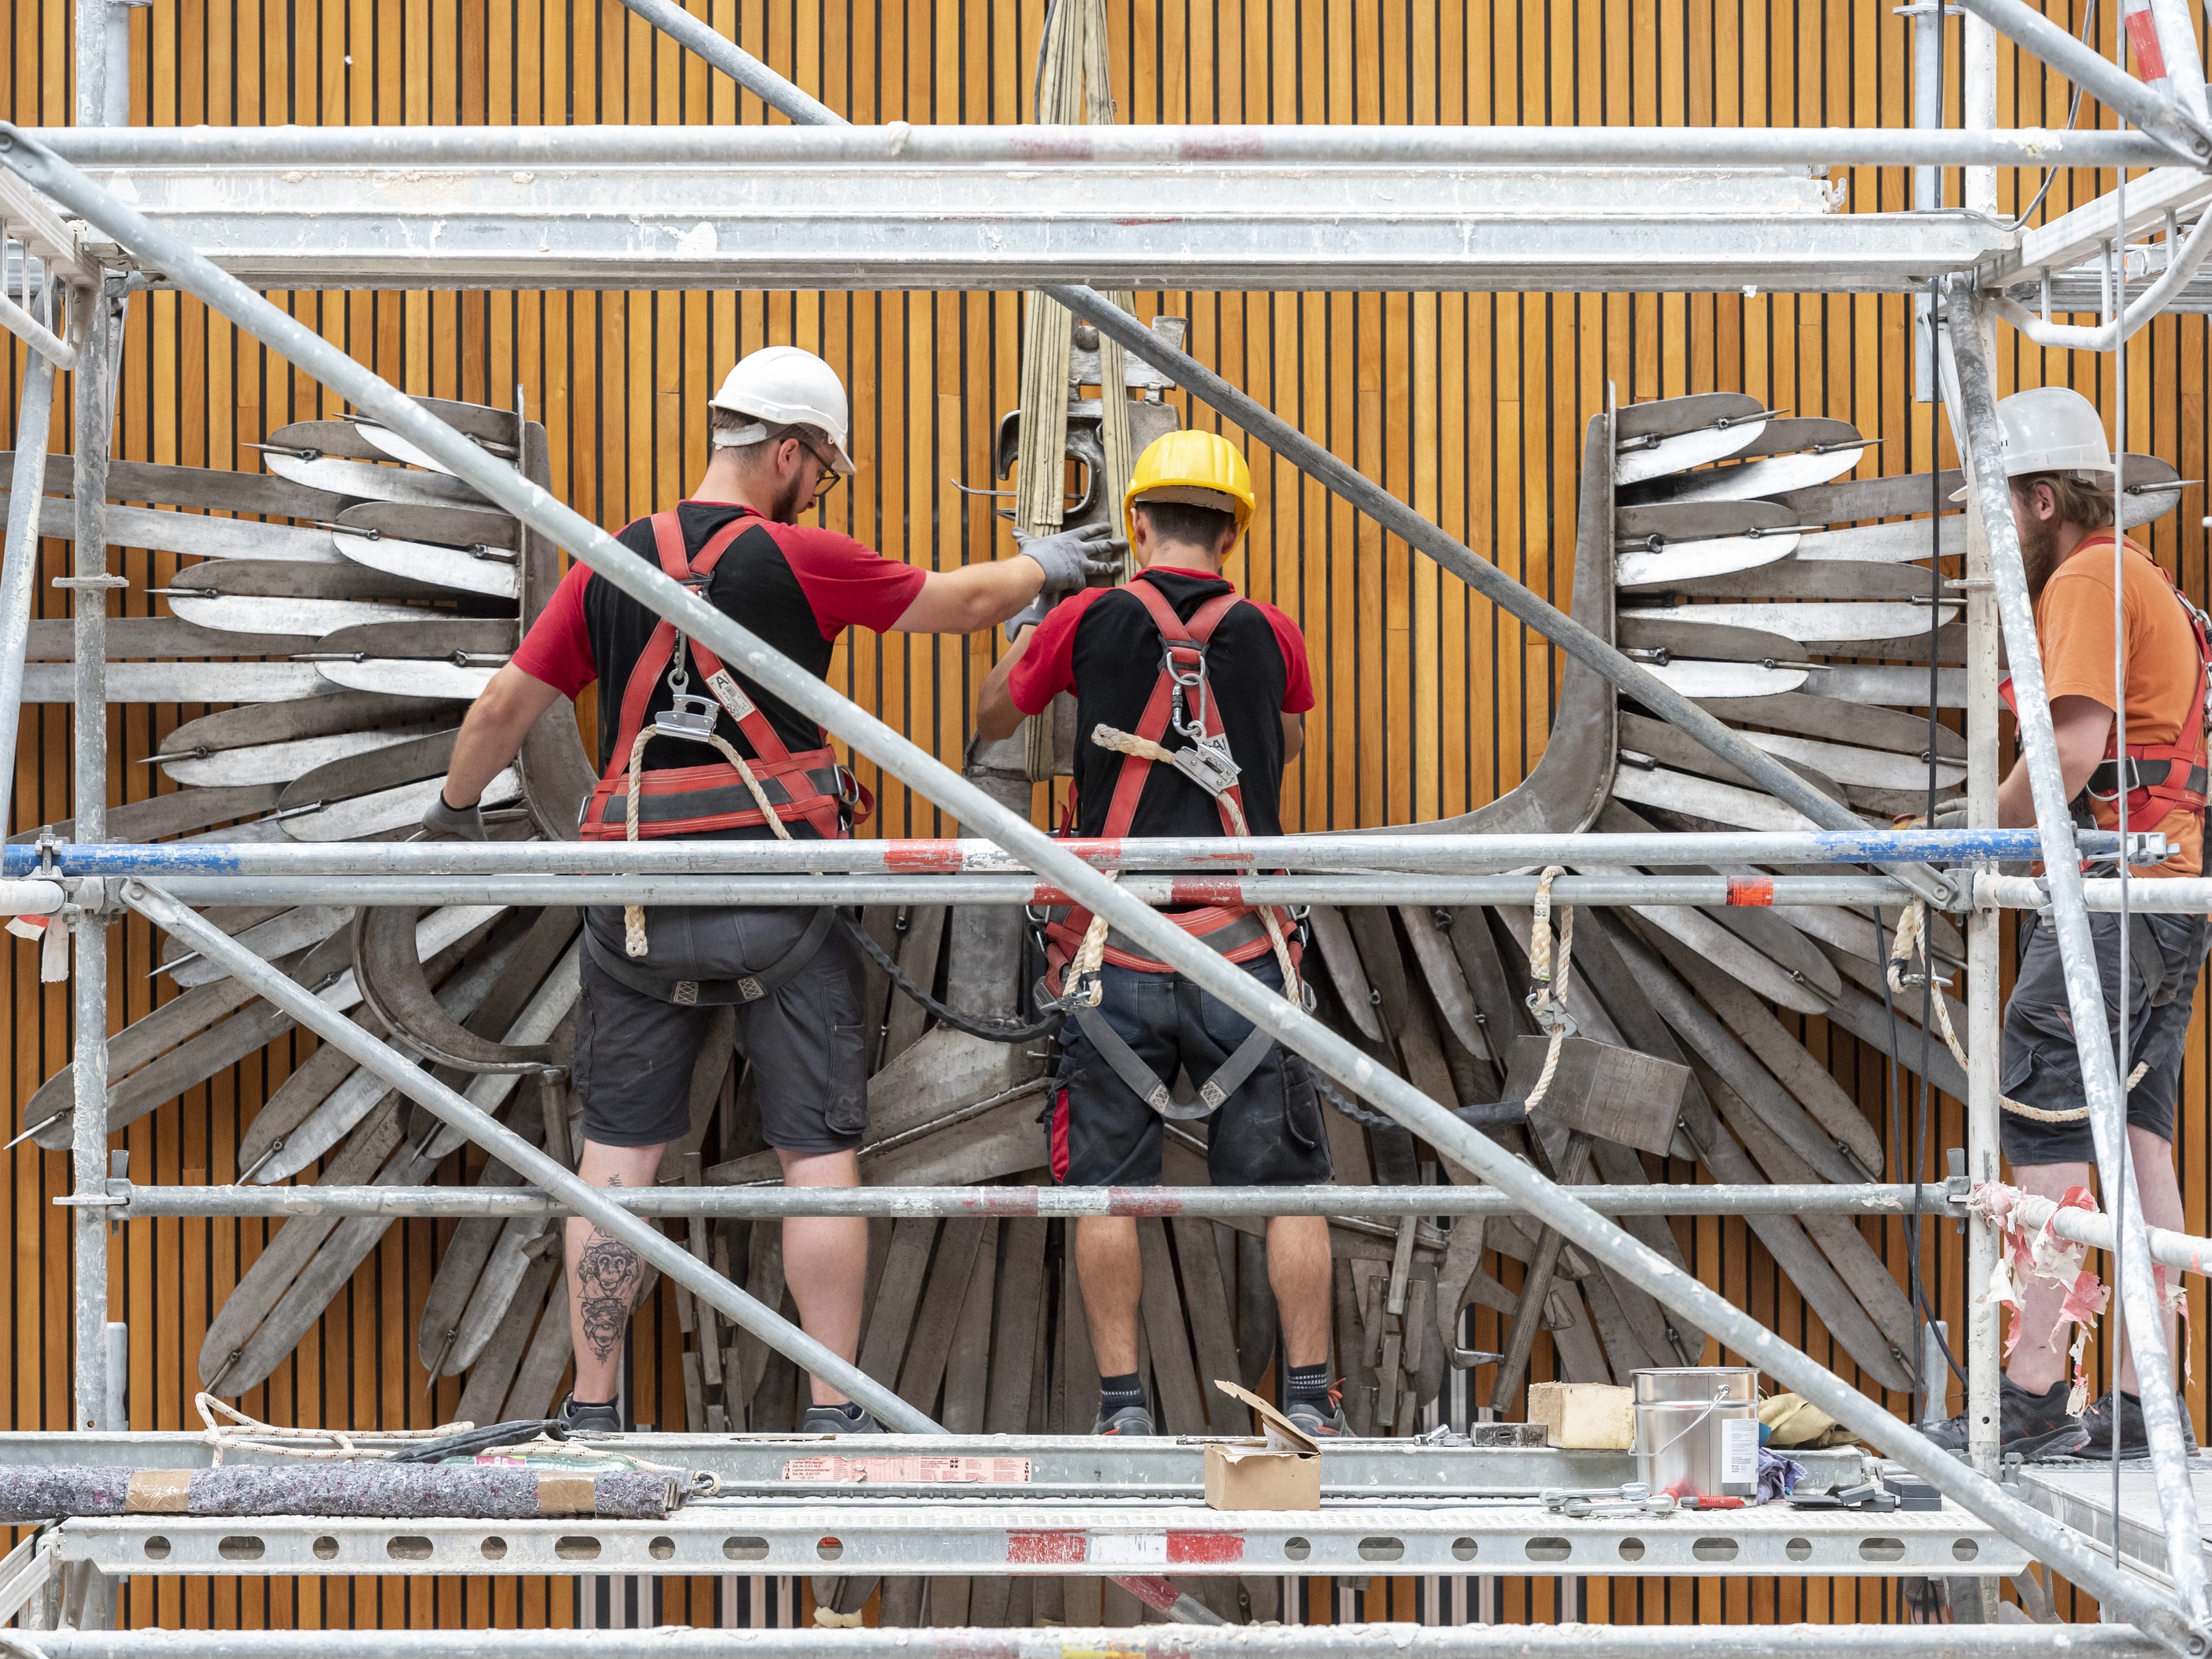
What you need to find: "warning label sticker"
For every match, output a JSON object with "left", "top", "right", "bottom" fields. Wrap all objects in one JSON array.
[{"left": 780, "top": 1456, "right": 1033, "bottom": 1484}]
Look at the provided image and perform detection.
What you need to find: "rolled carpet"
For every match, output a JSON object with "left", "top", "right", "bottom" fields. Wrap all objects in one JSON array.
[{"left": 0, "top": 1465, "right": 678, "bottom": 1522}]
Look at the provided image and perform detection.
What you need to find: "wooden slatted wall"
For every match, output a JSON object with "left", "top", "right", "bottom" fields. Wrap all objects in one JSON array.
[{"left": 4, "top": 0, "right": 2210, "bottom": 1632}]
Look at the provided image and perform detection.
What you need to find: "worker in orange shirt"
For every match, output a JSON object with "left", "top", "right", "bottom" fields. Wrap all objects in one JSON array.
[{"left": 1926, "top": 388, "right": 2212, "bottom": 1462}]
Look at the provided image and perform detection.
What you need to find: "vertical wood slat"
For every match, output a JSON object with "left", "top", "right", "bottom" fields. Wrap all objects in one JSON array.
[{"left": 5, "top": 0, "right": 2211, "bottom": 1633}]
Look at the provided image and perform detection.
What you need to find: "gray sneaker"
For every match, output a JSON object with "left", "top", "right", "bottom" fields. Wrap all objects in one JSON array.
[
  {"left": 801, "top": 1401, "right": 882, "bottom": 1435},
  {"left": 553, "top": 1393, "right": 622, "bottom": 1437},
  {"left": 1286, "top": 1391, "right": 1349, "bottom": 1438},
  {"left": 1093, "top": 1401, "right": 1155, "bottom": 1436}
]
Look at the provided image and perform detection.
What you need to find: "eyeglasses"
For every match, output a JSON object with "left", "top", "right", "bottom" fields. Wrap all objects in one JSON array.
[{"left": 798, "top": 437, "right": 843, "bottom": 505}]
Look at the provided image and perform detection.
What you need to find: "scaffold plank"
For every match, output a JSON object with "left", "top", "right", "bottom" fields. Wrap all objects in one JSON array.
[{"left": 46, "top": 1501, "right": 2028, "bottom": 1579}]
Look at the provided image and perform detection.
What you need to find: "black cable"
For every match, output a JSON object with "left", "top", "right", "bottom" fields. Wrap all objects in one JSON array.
[
  {"left": 2003, "top": 0, "right": 2099, "bottom": 234},
  {"left": 839, "top": 911, "right": 1068, "bottom": 1044},
  {"left": 388, "top": 1417, "right": 561, "bottom": 1463}
]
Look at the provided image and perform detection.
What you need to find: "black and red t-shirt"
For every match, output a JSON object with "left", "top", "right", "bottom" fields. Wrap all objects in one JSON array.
[
  {"left": 1007, "top": 567, "right": 1313, "bottom": 838},
  {"left": 513, "top": 499, "right": 925, "bottom": 777}
]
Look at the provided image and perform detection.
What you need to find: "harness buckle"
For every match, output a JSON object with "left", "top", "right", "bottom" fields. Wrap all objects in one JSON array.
[
  {"left": 654, "top": 690, "right": 722, "bottom": 741},
  {"left": 1526, "top": 987, "right": 1578, "bottom": 1039},
  {"left": 1169, "top": 734, "right": 1242, "bottom": 798}
]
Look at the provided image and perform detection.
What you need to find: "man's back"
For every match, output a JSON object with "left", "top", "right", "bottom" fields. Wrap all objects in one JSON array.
[
  {"left": 510, "top": 500, "right": 925, "bottom": 835},
  {"left": 1006, "top": 566, "right": 1313, "bottom": 838}
]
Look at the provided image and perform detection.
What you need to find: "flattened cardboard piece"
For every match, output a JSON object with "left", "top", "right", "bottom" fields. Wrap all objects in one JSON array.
[
  {"left": 1205, "top": 1378, "right": 1322, "bottom": 1511},
  {"left": 1213, "top": 1377, "right": 1320, "bottom": 1455}
]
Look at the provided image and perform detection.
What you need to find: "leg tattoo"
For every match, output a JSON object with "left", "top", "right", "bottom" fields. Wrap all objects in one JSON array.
[{"left": 574, "top": 1231, "right": 644, "bottom": 1363}]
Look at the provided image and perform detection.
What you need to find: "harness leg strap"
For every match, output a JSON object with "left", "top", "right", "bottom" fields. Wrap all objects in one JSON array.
[{"left": 1070, "top": 992, "right": 1276, "bottom": 1123}]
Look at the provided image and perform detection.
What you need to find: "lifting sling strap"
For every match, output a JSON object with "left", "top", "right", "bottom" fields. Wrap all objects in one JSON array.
[
  {"left": 1044, "top": 575, "right": 1300, "bottom": 1120},
  {"left": 578, "top": 509, "right": 867, "bottom": 986},
  {"left": 1998, "top": 532, "right": 2212, "bottom": 835}
]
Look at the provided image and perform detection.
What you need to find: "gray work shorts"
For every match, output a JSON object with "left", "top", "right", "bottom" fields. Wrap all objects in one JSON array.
[
  {"left": 1999, "top": 907, "right": 2212, "bottom": 1166},
  {"left": 572, "top": 903, "right": 871, "bottom": 1153}
]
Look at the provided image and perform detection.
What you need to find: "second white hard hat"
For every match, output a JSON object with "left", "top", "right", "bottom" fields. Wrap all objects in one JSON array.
[
  {"left": 709, "top": 346, "right": 856, "bottom": 474},
  {"left": 1950, "top": 385, "right": 2113, "bottom": 500}
]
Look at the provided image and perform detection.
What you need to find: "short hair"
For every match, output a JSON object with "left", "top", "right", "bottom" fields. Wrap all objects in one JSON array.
[
  {"left": 2012, "top": 470, "right": 2115, "bottom": 531},
  {"left": 707, "top": 404, "right": 815, "bottom": 459},
  {"left": 1134, "top": 498, "right": 1237, "bottom": 550}
]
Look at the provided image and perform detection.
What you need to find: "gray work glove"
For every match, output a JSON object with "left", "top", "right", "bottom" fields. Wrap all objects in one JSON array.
[
  {"left": 1003, "top": 595, "right": 1049, "bottom": 641},
  {"left": 1929, "top": 807, "right": 1970, "bottom": 831},
  {"left": 421, "top": 790, "right": 487, "bottom": 842},
  {"left": 1012, "top": 521, "right": 1125, "bottom": 599}
]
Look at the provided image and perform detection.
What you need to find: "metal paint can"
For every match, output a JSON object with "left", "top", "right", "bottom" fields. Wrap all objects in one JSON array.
[{"left": 1632, "top": 1367, "right": 1761, "bottom": 1501}]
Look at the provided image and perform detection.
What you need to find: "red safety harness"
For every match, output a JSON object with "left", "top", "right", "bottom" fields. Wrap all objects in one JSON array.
[
  {"left": 1041, "top": 576, "right": 1299, "bottom": 992},
  {"left": 579, "top": 510, "right": 871, "bottom": 843},
  {"left": 1998, "top": 533, "right": 2211, "bottom": 831}
]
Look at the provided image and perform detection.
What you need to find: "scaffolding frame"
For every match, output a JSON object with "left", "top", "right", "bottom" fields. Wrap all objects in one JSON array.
[{"left": 3, "top": 0, "right": 2212, "bottom": 1651}]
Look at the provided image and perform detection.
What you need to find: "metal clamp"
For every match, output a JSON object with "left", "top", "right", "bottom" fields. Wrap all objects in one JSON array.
[
  {"left": 1168, "top": 734, "right": 1241, "bottom": 797},
  {"left": 654, "top": 689, "right": 722, "bottom": 741}
]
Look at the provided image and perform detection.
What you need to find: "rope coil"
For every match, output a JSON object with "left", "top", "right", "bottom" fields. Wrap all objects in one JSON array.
[{"left": 197, "top": 1393, "right": 469, "bottom": 1464}]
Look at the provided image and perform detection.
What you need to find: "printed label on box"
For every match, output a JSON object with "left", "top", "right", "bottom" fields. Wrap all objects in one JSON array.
[{"left": 1722, "top": 1417, "right": 1759, "bottom": 1486}]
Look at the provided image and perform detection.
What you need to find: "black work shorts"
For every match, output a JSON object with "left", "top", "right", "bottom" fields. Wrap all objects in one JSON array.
[
  {"left": 1999, "top": 907, "right": 2212, "bottom": 1166},
  {"left": 573, "top": 903, "right": 870, "bottom": 1154},
  {"left": 1045, "top": 957, "right": 1334, "bottom": 1188}
]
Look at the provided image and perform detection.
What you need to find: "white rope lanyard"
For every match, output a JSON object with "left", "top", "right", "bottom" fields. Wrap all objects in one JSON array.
[{"left": 1522, "top": 864, "right": 1576, "bottom": 1115}]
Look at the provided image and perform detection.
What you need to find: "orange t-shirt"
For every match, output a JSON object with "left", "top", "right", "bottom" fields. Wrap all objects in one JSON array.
[{"left": 2033, "top": 532, "right": 2205, "bottom": 877}]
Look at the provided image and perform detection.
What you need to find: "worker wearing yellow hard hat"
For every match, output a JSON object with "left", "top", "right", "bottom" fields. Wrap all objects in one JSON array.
[
  {"left": 1121, "top": 428, "right": 1257, "bottom": 544},
  {"left": 978, "top": 428, "right": 1340, "bottom": 1439}
]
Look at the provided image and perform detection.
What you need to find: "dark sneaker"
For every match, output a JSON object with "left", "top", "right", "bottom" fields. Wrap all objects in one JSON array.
[
  {"left": 1286, "top": 1388, "right": 1350, "bottom": 1438},
  {"left": 2077, "top": 1388, "right": 2199, "bottom": 1459},
  {"left": 800, "top": 1402, "right": 882, "bottom": 1435},
  {"left": 553, "top": 1393, "right": 622, "bottom": 1437},
  {"left": 1093, "top": 1402, "right": 1155, "bottom": 1436},
  {"left": 1922, "top": 1373, "right": 2086, "bottom": 1461}
]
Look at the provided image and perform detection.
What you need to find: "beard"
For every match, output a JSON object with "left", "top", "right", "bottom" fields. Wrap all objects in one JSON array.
[
  {"left": 2017, "top": 506, "right": 2068, "bottom": 599},
  {"left": 766, "top": 470, "right": 811, "bottom": 525}
]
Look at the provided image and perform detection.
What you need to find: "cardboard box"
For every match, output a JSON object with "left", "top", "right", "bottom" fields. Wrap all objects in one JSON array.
[
  {"left": 1203, "top": 1380, "right": 1322, "bottom": 1511},
  {"left": 1527, "top": 1381, "right": 1636, "bottom": 1449}
]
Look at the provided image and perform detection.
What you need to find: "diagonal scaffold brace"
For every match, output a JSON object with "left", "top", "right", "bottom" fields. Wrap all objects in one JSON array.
[{"left": 0, "top": 119, "right": 2201, "bottom": 1656}]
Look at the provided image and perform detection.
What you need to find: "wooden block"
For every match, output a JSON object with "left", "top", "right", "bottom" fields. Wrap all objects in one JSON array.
[{"left": 1527, "top": 1381, "right": 1636, "bottom": 1449}]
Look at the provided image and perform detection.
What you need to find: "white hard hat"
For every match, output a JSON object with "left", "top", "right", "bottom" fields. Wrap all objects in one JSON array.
[
  {"left": 1950, "top": 386, "right": 2113, "bottom": 501},
  {"left": 708, "top": 346, "right": 856, "bottom": 474}
]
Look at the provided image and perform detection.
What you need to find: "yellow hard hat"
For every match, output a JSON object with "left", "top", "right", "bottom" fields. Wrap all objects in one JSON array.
[{"left": 1123, "top": 430, "right": 1256, "bottom": 545}]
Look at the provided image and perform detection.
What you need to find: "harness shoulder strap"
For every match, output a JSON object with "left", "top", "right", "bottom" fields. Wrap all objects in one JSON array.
[
  {"left": 602, "top": 510, "right": 754, "bottom": 780},
  {"left": 602, "top": 510, "right": 845, "bottom": 838},
  {"left": 1097, "top": 578, "right": 1250, "bottom": 840}
]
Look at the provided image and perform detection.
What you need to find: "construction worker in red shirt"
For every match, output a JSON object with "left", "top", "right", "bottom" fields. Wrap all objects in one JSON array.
[
  {"left": 1924, "top": 387, "right": 2212, "bottom": 1462},
  {"left": 428, "top": 347, "right": 1121, "bottom": 1435},
  {"left": 977, "top": 430, "right": 1344, "bottom": 1438}
]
